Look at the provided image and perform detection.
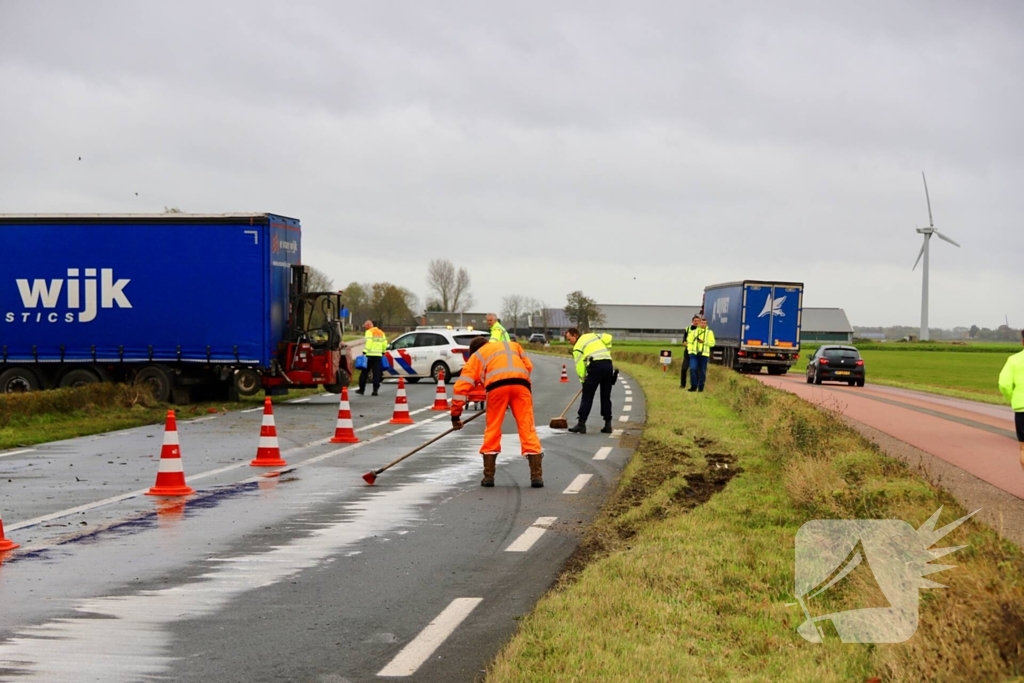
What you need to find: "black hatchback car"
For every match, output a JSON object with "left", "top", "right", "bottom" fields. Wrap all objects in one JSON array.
[{"left": 806, "top": 345, "right": 865, "bottom": 386}]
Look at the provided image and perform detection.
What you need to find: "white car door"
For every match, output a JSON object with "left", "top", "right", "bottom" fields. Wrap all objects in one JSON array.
[
  {"left": 386, "top": 333, "right": 419, "bottom": 378},
  {"left": 413, "top": 332, "right": 448, "bottom": 378}
]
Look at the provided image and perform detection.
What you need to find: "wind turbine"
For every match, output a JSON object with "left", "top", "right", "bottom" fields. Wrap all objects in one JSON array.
[{"left": 912, "top": 172, "right": 960, "bottom": 341}]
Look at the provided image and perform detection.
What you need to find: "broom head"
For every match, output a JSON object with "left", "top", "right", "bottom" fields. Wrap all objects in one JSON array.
[
  {"left": 549, "top": 417, "right": 569, "bottom": 430},
  {"left": 362, "top": 471, "right": 377, "bottom": 485}
]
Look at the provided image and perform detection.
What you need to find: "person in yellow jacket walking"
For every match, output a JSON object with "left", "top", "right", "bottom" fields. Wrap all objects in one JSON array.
[
  {"left": 357, "top": 319, "right": 388, "bottom": 396},
  {"left": 998, "top": 330, "right": 1024, "bottom": 474},
  {"left": 486, "top": 313, "right": 510, "bottom": 343},
  {"left": 687, "top": 317, "right": 715, "bottom": 392},
  {"left": 564, "top": 328, "right": 615, "bottom": 434}
]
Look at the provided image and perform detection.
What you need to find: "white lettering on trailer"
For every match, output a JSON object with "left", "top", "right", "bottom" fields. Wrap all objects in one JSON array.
[{"left": 9, "top": 268, "right": 131, "bottom": 323}]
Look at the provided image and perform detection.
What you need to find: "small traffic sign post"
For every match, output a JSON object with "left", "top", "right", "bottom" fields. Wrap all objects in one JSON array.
[{"left": 660, "top": 349, "right": 672, "bottom": 372}]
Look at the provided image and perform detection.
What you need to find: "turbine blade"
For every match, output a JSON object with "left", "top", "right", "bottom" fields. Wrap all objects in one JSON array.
[
  {"left": 934, "top": 230, "right": 961, "bottom": 248},
  {"left": 912, "top": 240, "right": 925, "bottom": 270},
  {"left": 922, "top": 172, "right": 934, "bottom": 227}
]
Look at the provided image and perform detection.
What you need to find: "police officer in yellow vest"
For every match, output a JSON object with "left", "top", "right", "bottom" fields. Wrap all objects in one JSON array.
[
  {"left": 686, "top": 316, "right": 715, "bottom": 392},
  {"left": 564, "top": 327, "right": 615, "bottom": 434},
  {"left": 357, "top": 319, "right": 388, "bottom": 396},
  {"left": 486, "top": 313, "right": 510, "bottom": 343},
  {"left": 998, "top": 330, "right": 1024, "bottom": 474}
]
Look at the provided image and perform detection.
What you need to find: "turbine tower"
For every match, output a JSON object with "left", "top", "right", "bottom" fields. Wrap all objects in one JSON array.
[{"left": 912, "top": 172, "right": 960, "bottom": 341}]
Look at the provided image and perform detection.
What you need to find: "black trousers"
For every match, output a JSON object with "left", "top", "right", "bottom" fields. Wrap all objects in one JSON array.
[
  {"left": 680, "top": 350, "right": 690, "bottom": 387},
  {"left": 578, "top": 359, "right": 614, "bottom": 423},
  {"left": 1016, "top": 411, "right": 1024, "bottom": 442},
  {"left": 358, "top": 356, "right": 383, "bottom": 392}
]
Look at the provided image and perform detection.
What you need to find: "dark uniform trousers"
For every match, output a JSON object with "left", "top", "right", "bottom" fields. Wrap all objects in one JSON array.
[
  {"left": 578, "top": 359, "right": 614, "bottom": 422},
  {"left": 359, "top": 356, "right": 384, "bottom": 393}
]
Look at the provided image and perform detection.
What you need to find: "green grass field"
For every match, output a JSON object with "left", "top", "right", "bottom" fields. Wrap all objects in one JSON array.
[
  {"left": 487, "top": 355, "right": 1024, "bottom": 682},
  {"left": 538, "top": 340, "right": 1019, "bottom": 404}
]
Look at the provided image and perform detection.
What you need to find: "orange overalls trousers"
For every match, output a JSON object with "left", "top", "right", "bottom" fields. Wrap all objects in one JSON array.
[{"left": 452, "top": 341, "right": 543, "bottom": 456}]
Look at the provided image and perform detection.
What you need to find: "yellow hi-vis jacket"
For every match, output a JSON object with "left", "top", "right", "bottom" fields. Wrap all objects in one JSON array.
[
  {"left": 687, "top": 327, "right": 715, "bottom": 357},
  {"left": 998, "top": 348, "right": 1024, "bottom": 411},
  {"left": 363, "top": 327, "right": 388, "bottom": 357},
  {"left": 489, "top": 321, "right": 510, "bottom": 343},
  {"left": 571, "top": 333, "right": 613, "bottom": 380}
]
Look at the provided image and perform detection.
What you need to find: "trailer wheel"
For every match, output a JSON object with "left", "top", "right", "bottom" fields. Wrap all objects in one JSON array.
[
  {"left": 323, "top": 368, "right": 350, "bottom": 394},
  {"left": 135, "top": 365, "right": 173, "bottom": 403},
  {"left": 766, "top": 366, "right": 785, "bottom": 376},
  {"left": 59, "top": 368, "right": 101, "bottom": 389},
  {"left": 233, "top": 368, "right": 262, "bottom": 396},
  {"left": 0, "top": 367, "right": 41, "bottom": 393}
]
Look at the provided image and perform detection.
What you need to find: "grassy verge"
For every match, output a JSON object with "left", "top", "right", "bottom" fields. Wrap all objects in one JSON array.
[
  {"left": 0, "top": 384, "right": 323, "bottom": 450},
  {"left": 488, "top": 355, "right": 1024, "bottom": 682}
]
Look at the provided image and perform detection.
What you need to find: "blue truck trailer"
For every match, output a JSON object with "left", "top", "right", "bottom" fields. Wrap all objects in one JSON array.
[
  {"left": 0, "top": 213, "right": 350, "bottom": 402},
  {"left": 702, "top": 280, "right": 803, "bottom": 375}
]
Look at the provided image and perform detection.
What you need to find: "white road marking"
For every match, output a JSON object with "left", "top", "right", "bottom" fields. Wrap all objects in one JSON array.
[
  {"left": 619, "top": 415, "right": 629, "bottom": 423},
  {"left": 625, "top": 390, "right": 632, "bottom": 395},
  {"left": 186, "top": 416, "right": 219, "bottom": 423},
  {"left": 562, "top": 474, "right": 593, "bottom": 495},
  {"left": 288, "top": 398, "right": 311, "bottom": 404},
  {"left": 241, "top": 407, "right": 263, "bottom": 413},
  {"left": 625, "top": 396, "right": 632, "bottom": 402},
  {"left": 0, "top": 448, "right": 35, "bottom": 459},
  {"left": 611, "top": 429, "right": 623, "bottom": 437},
  {"left": 377, "top": 598, "right": 484, "bottom": 677},
  {"left": 504, "top": 517, "right": 558, "bottom": 552},
  {"left": 593, "top": 447, "right": 612, "bottom": 461},
  {"left": 623, "top": 405, "right": 632, "bottom": 412}
]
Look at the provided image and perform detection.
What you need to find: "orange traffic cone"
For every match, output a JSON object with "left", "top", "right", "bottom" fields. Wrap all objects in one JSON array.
[
  {"left": 251, "top": 397, "right": 287, "bottom": 467},
  {"left": 559, "top": 365, "right": 569, "bottom": 383},
  {"left": 146, "top": 410, "right": 195, "bottom": 496},
  {"left": 329, "top": 387, "right": 360, "bottom": 443},
  {"left": 0, "top": 508, "right": 19, "bottom": 552},
  {"left": 431, "top": 370, "right": 450, "bottom": 411},
  {"left": 390, "top": 377, "right": 414, "bottom": 424}
]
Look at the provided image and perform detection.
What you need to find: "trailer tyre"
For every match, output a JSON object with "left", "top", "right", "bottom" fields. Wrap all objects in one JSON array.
[
  {"left": 233, "top": 368, "right": 262, "bottom": 397},
  {"left": 0, "top": 367, "right": 41, "bottom": 393},
  {"left": 323, "top": 368, "right": 350, "bottom": 394},
  {"left": 135, "top": 365, "right": 173, "bottom": 403},
  {"left": 59, "top": 368, "right": 101, "bottom": 389},
  {"left": 766, "top": 366, "right": 785, "bottom": 376}
]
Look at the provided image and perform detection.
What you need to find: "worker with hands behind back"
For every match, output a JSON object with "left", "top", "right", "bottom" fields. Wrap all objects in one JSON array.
[
  {"left": 486, "top": 313, "right": 510, "bottom": 343},
  {"left": 687, "top": 316, "right": 715, "bottom": 392},
  {"left": 998, "top": 329, "right": 1024, "bottom": 475},
  {"left": 451, "top": 337, "right": 545, "bottom": 488},
  {"left": 564, "top": 327, "right": 615, "bottom": 434},
  {"left": 357, "top": 319, "right": 388, "bottom": 396}
]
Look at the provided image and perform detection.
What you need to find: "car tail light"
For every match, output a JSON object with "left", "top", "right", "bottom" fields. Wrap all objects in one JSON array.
[
  {"left": 818, "top": 358, "right": 829, "bottom": 365},
  {"left": 855, "top": 359, "right": 864, "bottom": 366}
]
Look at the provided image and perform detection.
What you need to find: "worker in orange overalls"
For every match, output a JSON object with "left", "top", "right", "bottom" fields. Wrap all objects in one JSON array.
[{"left": 451, "top": 337, "right": 544, "bottom": 488}]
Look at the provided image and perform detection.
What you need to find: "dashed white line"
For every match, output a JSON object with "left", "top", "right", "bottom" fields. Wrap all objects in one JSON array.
[
  {"left": 0, "top": 448, "right": 35, "bottom": 459},
  {"left": 377, "top": 598, "right": 484, "bottom": 677},
  {"left": 624, "top": 390, "right": 632, "bottom": 395},
  {"left": 625, "top": 396, "right": 632, "bottom": 402},
  {"left": 623, "top": 405, "right": 632, "bottom": 412},
  {"left": 611, "top": 429, "right": 623, "bottom": 437},
  {"left": 186, "top": 416, "right": 219, "bottom": 423},
  {"left": 288, "top": 398, "right": 312, "bottom": 404},
  {"left": 504, "top": 517, "right": 558, "bottom": 552},
  {"left": 593, "top": 447, "right": 612, "bottom": 461},
  {"left": 562, "top": 474, "right": 593, "bottom": 495},
  {"left": 619, "top": 415, "right": 629, "bottom": 423},
  {"left": 241, "top": 407, "right": 263, "bottom": 413}
]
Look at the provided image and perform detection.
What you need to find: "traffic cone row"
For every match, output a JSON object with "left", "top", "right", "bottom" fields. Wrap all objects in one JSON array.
[
  {"left": 330, "top": 387, "right": 360, "bottom": 443},
  {"left": 390, "top": 377, "right": 414, "bottom": 424},
  {"left": 431, "top": 370, "right": 450, "bottom": 411},
  {"left": 560, "top": 365, "right": 569, "bottom": 383}
]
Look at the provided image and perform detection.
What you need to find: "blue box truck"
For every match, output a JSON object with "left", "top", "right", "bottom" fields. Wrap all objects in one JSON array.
[
  {"left": 702, "top": 280, "right": 803, "bottom": 375},
  {"left": 0, "top": 213, "right": 350, "bottom": 402}
]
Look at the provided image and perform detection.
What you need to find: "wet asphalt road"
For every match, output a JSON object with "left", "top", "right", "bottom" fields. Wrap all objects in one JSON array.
[{"left": 0, "top": 355, "right": 644, "bottom": 682}]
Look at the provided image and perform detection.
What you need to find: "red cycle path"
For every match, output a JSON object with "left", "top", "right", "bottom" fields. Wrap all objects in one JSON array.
[{"left": 754, "top": 374, "right": 1024, "bottom": 500}]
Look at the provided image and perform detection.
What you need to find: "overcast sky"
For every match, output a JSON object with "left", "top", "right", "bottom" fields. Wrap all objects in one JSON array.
[{"left": 1, "top": 1, "right": 1021, "bottom": 328}]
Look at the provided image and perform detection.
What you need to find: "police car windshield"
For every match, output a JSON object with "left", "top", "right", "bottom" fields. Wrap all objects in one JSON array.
[{"left": 454, "top": 334, "right": 486, "bottom": 345}]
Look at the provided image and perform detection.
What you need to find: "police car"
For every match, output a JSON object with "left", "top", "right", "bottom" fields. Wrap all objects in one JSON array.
[{"left": 384, "top": 327, "right": 488, "bottom": 384}]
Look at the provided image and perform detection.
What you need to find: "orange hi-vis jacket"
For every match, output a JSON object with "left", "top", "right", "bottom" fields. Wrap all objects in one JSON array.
[{"left": 451, "top": 341, "right": 533, "bottom": 418}]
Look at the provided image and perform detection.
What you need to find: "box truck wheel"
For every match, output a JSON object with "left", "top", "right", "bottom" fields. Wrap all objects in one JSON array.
[
  {"left": 0, "top": 367, "right": 41, "bottom": 393},
  {"left": 59, "top": 368, "right": 101, "bottom": 389},
  {"left": 134, "top": 365, "right": 173, "bottom": 403},
  {"left": 233, "top": 368, "right": 262, "bottom": 396}
]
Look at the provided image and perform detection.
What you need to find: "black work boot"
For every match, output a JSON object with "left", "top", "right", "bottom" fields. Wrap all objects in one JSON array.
[
  {"left": 601, "top": 419, "right": 613, "bottom": 434},
  {"left": 481, "top": 453, "right": 497, "bottom": 487},
  {"left": 567, "top": 420, "right": 586, "bottom": 434},
  {"left": 527, "top": 453, "right": 544, "bottom": 488}
]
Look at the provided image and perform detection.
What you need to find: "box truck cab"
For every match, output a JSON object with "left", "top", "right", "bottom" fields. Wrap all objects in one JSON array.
[{"left": 702, "top": 280, "right": 803, "bottom": 375}]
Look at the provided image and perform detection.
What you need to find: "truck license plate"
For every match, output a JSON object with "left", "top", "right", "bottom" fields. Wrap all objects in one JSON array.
[
  {"left": 762, "top": 353, "right": 776, "bottom": 357},
  {"left": 835, "top": 371, "right": 850, "bottom": 376}
]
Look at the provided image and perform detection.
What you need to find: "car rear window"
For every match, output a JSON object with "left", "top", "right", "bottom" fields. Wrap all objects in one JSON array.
[
  {"left": 824, "top": 348, "right": 860, "bottom": 360},
  {"left": 453, "top": 334, "right": 486, "bottom": 346}
]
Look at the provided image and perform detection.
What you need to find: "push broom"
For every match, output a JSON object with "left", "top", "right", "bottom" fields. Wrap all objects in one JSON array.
[
  {"left": 549, "top": 387, "right": 583, "bottom": 430},
  {"left": 362, "top": 410, "right": 485, "bottom": 485}
]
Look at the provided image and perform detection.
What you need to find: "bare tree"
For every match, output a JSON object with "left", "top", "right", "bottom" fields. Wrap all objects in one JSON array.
[
  {"left": 564, "top": 291, "right": 605, "bottom": 330},
  {"left": 501, "top": 295, "right": 527, "bottom": 336},
  {"left": 427, "top": 259, "right": 474, "bottom": 312},
  {"left": 304, "top": 266, "right": 334, "bottom": 293}
]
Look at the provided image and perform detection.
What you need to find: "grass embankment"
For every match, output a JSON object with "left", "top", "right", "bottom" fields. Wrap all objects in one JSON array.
[
  {"left": 488, "top": 354, "right": 1024, "bottom": 682},
  {"left": 0, "top": 384, "right": 321, "bottom": 450},
  {"left": 537, "top": 340, "right": 1017, "bottom": 405}
]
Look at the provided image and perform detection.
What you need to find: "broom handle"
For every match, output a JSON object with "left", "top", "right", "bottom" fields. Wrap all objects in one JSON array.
[
  {"left": 558, "top": 387, "right": 584, "bottom": 419},
  {"left": 374, "top": 410, "right": 485, "bottom": 475}
]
